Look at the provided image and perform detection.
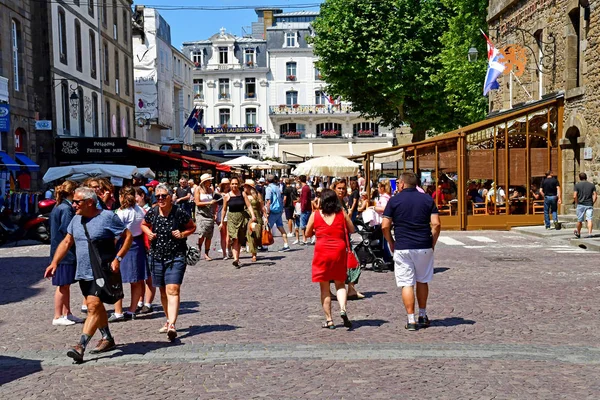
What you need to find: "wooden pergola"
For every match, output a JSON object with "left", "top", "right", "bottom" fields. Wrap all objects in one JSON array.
[{"left": 362, "top": 95, "right": 564, "bottom": 230}]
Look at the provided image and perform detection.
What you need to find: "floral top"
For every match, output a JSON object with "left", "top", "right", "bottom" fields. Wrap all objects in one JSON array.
[{"left": 144, "top": 205, "right": 191, "bottom": 260}]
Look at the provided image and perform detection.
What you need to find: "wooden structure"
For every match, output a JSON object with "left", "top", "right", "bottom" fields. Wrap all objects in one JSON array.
[{"left": 363, "top": 96, "right": 563, "bottom": 230}]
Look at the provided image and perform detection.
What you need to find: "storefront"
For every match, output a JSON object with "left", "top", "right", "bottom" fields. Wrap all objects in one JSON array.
[{"left": 363, "top": 95, "right": 563, "bottom": 230}]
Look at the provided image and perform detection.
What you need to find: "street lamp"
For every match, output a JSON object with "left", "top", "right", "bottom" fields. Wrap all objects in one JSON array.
[
  {"left": 467, "top": 47, "right": 478, "bottom": 62},
  {"left": 53, "top": 78, "right": 80, "bottom": 114}
]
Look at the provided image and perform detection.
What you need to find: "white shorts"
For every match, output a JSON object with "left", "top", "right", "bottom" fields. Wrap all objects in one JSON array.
[{"left": 393, "top": 249, "right": 434, "bottom": 287}]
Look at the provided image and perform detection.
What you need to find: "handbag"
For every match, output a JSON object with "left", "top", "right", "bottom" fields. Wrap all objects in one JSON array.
[
  {"left": 342, "top": 212, "right": 361, "bottom": 284},
  {"left": 262, "top": 226, "right": 274, "bottom": 246},
  {"left": 82, "top": 221, "right": 124, "bottom": 305}
]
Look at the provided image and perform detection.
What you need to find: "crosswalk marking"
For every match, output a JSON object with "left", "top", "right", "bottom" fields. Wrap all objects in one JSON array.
[
  {"left": 467, "top": 236, "right": 497, "bottom": 243},
  {"left": 437, "top": 236, "right": 465, "bottom": 246},
  {"left": 464, "top": 245, "right": 486, "bottom": 249}
]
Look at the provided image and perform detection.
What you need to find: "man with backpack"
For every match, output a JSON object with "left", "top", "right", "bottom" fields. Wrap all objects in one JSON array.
[{"left": 264, "top": 174, "right": 291, "bottom": 252}]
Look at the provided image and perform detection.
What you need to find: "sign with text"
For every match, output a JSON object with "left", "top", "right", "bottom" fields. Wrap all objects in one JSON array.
[
  {"left": 0, "top": 104, "right": 10, "bottom": 132},
  {"left": 56, "top": 138, "right": 128, "bottom": 162},
  {"left": 201, "top": 127, "right": 263, "bottom": 134},
  {"left": 35, "top": 120, "right": 53, "bottom": 130}
]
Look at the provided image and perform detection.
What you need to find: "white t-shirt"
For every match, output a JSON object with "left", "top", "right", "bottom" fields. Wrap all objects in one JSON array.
[{"left": 116, "top": 205, "right": 146, "bottom": 236}]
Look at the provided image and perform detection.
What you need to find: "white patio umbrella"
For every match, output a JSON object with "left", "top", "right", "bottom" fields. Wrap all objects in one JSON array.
[
  {"left": 291, "top": 155, "right": 361, "bottom": 178},
  {"left": 251, "top": 160, "right": 290, "bottom": 170},
  {"left": 219, "top": 156, "right": 269, "bottom": 168},
  {"left": 43, "top": 164, "right": 144, "bottom": 183}
]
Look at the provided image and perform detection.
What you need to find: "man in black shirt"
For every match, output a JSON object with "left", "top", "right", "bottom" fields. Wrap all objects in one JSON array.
[
  {"left": 174, "top": 178, "right": 192, "bottom": 217},
  {"left": 573, "top": 172, "right": 597, "bottom": 238},
  {"left": 540, "top": 170, "right": 562, "bottom": 229}
]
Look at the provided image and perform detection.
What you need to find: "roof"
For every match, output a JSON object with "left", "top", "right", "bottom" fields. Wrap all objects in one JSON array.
[{"left": 273, "top": 11, "right": 320, "bottom": 17}]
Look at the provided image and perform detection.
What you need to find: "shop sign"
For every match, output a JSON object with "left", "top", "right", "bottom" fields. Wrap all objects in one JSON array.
[
  {"left": 14, "top": 129, "right": 23, "bottom": 152},
  {"left": 202, "top": 127, "right": 263, "bottom": 134},
  {"left": 35, "top": 120, "right": 53, "bottom": 130},
  {"left": 0, "top": 104, "right": 10, "bottom": 132},
  {"left": 56, "top": 137, "right": 128, "bottom": 161}
]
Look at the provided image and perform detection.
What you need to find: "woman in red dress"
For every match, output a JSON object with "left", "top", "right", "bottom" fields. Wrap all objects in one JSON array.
[{"left": 305, "top": 189, "right": 355, "bottom": 329}]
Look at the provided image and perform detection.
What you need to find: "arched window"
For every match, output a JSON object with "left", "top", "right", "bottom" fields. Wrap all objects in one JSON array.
[
  {"left": 219, "top": 142, "right": 233, "bottom": 150},
  {"left": 244, "top": 142, "right": 260, "bottom": 157},
  {"left": 316, "top": 123, "right": 342, "bottom": 137},
  {"left": 196, "top": 143, "right": 207, "bottom": 151},
  {"left": 353, "top": 122, "right": 379, "bottom": 136}
]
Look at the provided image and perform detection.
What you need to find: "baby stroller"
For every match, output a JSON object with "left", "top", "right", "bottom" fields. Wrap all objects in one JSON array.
[{"left": 353, "top": 218, "right": 389, "bottom": 272}]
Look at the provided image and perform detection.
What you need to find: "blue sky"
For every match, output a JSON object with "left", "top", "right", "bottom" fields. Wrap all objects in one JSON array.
[{"left": 134, "top": 0, "right": 323, "bottom": 49}]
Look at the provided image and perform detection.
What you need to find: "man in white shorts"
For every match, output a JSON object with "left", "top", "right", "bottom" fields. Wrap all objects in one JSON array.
[{"left": 381, "top": 172, "right": 441, "bottom": 331}]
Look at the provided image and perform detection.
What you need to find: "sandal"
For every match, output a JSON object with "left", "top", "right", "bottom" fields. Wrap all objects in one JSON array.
[
  {"left": 251, "top": 255, "right": 257, "bottom": 262},
  {"left": 322, "top": 320, "right": 335, "bottom": 329},
  {"left": 340, "top": 311, "right": 352, "bottom": 328},
  {"left": 233, "top": 260, "right": 241, "bottom": 269}
]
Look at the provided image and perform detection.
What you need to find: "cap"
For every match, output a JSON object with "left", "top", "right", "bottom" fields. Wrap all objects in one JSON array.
[
  {"left": 146, "top": 180, "right": 160, "bottom": 188},
  {"left": 258, "top": 177, "right": 265, "bottom": 183}
]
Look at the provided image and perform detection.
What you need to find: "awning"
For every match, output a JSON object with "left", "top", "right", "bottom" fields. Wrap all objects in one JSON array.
[
  {"left": 128, "top": 145, "right": 231, "bottom": 172},
  {"left": 14, "top": 153, "right": 40, "bottom": 172},
  {"left": 0, "top": 151, "right": 20, "bottom": 171}
]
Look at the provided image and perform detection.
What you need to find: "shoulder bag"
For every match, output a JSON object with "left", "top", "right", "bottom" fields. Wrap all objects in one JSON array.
[
  {"left": 342, "top": 212, "right": 361, "bottom": 284},
  {"left": 151, "top": 205, "right": 201, "bottom": 266},
  {"left": 82, "top": 221, "right": 124, "bottom": 304}
]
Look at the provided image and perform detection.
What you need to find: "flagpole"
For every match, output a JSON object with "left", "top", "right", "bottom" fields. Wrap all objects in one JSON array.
[{"left": 510, "top": 70, "right": 532, "bottom": 99}]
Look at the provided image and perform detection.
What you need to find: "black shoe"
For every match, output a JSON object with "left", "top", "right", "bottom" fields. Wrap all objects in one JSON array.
[
  {"left": 123, "top": 312, "right": 136, "bottom": 320},
  {"left": 67, "top": 344, "right": 85, "bottom": 363},
  {"left": 405, "top": 322, "right": 419, "bottom": 331},
  {"left": 418, "top": 315, "right": 430, "bottom": 328},
  {"left": 340, "top": 311, "right": 352, "bottom": 328},
  {"left": 139, "top": 305, "right": 153, "bottom": 314}
]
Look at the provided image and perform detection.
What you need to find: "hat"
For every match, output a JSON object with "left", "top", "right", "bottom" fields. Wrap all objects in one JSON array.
[
  {"left": 248, "top": 221, "right": 260, "bottom": 234},
  {"left": 258, "top": 177, "right": 265, "bottom": 183},
  {"left": 219, "top": 178, "right": 230, "bottom": 187},
  {"left": 200, "top": 173, "right": 214, "bottom": 184},
  {"left": 244, "top": 179, "right": 255, "bottom": 188},
  {"left": 146, "top": 180, "right": 160, "bottom": 188}
]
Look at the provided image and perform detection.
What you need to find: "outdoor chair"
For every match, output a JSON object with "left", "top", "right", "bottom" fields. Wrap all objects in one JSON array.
[{"left": 532, "top": 200, "right": 544, "bottom": 214}]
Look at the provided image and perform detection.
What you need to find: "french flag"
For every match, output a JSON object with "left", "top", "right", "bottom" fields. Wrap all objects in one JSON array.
[{"left": 482, "top": 30, "right": 505, "bottom": 96}]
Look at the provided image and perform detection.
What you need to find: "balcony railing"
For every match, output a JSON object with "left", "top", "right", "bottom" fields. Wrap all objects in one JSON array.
[
  {"left": 245, "top": 92, "right": 256, "bottom": 100},
  {"left": 269, "top": 104, "right": 355, "bottom": 115},
  {"left": 218, "top": 93, "right": 231, "bottom": 101},
  {"left": 280, "top": 131, "right": 304, "bottom": 139},
  {"left": 194, "top": 93, "right": 204, "bottom": 101}
]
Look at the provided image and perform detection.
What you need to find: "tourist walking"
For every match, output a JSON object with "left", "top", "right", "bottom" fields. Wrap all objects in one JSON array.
[
  {"left": 109, "top": 187, "right": 148, "bottom": 322},
  {"left": 174, "top": 177, "right": 192, "bottom": 217},
  {"left": 243, "top": 179, "right": 264, "bottom": 262},
  {"left": 305, "top": 189, "right": 354, "bottom": 329},
  {"left": 283, "top": 177, "right": 298, "bottom": 239},
  {"left": 220, "top": 177, "right": 257, "bottom": 268},
  {"left": 44, "top": 187, "right": 133, "bottom": 362},
  {"left": 381, "top": 172, "right": 441, "bottom": 331},
  {"left": 540, "top": 170, "right": 562, "bottom": 229},
  {"left": 48, "top": 180, "right": 83, "bottom": 326},
  {"left": 348, "top": 179, "right": 360, "bottom": 226},
  {"left": 194, "top": 173, "right": 217, "bottom": 261},
  {"left": 189, "top": 178, "right": 197, "bottom": 221},
  {"left": 134, "top": 187, "right": 155, "bottom": 314},
  {"left": 264, "top": 174, "right": 291, "bottom": 252},
  {"left": 573, "top": 172, "right": 597, "bottom": 238},
  {"left": 298, "top": 175, "right": 312, "bottom": 245},
  {"left": 214, "top": 178, "right": 232, "bottom": 259},
  {"left": 141, "top": 184, "right": 196, "bottom": 341}
]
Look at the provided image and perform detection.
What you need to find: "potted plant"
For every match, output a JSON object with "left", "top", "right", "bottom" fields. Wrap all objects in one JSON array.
[
  {"left": 292, "top": 103, "right": 300, "bottom": 109},
  {"left": 221, "top": 124, "right": 228, "bottom": 129},
  {"left": 194, "top": 62, "right": 200, "bottom": 68},
  {"left": 220, "top": 92, "right": 228, "bottom": 99},
  {"left": 246, "top": 61, "right": 254, "bottom": 67},
  {"left": 246, "top": 92, "right": 255, "bottom": 98},
  {"left": 287, "top": 75, "right": 296, "bottom": 81}
]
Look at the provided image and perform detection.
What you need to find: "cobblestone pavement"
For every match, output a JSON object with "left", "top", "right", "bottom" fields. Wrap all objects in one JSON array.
[{"left": 1, "top": 230, "right": 600, "bottom": 398}]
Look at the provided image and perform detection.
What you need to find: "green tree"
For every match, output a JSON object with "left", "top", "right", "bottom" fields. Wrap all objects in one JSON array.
[{"left": 311, "top": 0, "right": 487, "bottom": 141}]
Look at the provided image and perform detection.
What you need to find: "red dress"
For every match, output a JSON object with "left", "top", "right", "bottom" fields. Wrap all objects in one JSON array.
[{"left": 312, "top": 211, "right": 348, "bottom": 282}]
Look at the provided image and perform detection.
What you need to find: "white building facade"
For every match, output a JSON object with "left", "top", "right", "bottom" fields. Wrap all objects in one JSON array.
[
  {"left": 182, "top": 29, "right": 270, "bottom": 157},
  {"left": 164, "top": 47, "right": 194, "bottom": 143}
]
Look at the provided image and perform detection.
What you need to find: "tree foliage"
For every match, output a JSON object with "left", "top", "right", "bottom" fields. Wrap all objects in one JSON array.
[{"left": 311, "top": 0, "right": 488, "bottom": 141}]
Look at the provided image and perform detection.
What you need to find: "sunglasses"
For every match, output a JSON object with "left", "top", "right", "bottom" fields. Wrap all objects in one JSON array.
[
  {"left": 156, "top": 194, "right": 169, "bottom": 200},
  {"left": 72, "top": 199, "right": 86, "bottom": 205}
]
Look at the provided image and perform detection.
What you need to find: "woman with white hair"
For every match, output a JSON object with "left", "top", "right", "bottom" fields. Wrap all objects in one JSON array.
[{"left": 194, "top": 173, "right": 217, "bottom": 261}]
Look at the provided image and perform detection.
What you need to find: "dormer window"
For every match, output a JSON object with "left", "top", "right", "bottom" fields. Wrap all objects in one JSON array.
[
  {"left": 191, "top": 50, "right": 202, "bottom": 67},
  {"left": 244, "top": 48, "right": 255, "bottom": 66},
  {"left": 219, "top": 47, "right": 228, "bottom": 64},
  {"left": 285, "top": 32, "right": 297, "bottom": 48}
]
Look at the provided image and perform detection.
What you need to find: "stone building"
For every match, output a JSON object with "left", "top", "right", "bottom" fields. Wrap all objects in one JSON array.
[
  {"left": 99, "top": 0, "right": 135, "bottom": 137},
  {"left": 487, "top": 0, "right": 598, "bottom": 210}
]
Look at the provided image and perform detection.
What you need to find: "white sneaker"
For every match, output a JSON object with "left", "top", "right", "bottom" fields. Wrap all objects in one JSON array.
[
  {"left": 66, "top": 314, "right": 84, "bottom": 323},
  {"left": 287, "top": 233, "right": 295, "bottom": 237},
  {"left": 52, "top": 316, "right": 75, "bottom": 326},
  {"left": 311, "top": 237, "right": 316, "bottom": 244},
  {"left": 292, "top": 240, "right": 299, "bottom": 245}
]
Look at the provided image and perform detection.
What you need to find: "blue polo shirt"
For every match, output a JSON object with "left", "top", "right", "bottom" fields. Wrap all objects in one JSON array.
[{"left": 383, "top": 187, "right": 438, "bottom": 250}]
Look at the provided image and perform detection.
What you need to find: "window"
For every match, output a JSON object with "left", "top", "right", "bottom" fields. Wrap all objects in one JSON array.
[
  {"left": 124, "top": 57, "right": 130, "bottom": 95},
  {"left": 89, "top": 30, "right": 97, "bottom": 79},
  {"left": 11, "top": 20, "right": 22, "bottom": 92},
  {"left": 193, "top": 79, "right": 203, "bottom": 99},
  {"left": 78, "top": 88, "right": 85, "bottom": 136},
  {"left": 219, "top": 79, "right": 230, "bottom": 99},
  {"left": 88, "top": 0, "right": 94, "bottom": 17},
  {"left": 61, "top": 82, "right": 70, "bottom": 134},
  {"left": 245, "top": 108, "right": 257, "bottom": 126},
  {"left": 245, "top": 78, "right": 256, "bottom": 99},
  {"left": 114, "top": 50, "right": 120, "bottom": 94},
  {"left": 103, "top": 42, "right": 109, "bottom": 83},
  {"left": 353, "top": 122, "right": 379, "bottom": 136},
  {"left": 244, "top": 142, "right": 260, "bottom": 157},
  {"left": 244, "top": 48, "right": 255, "bottom": 66},
  {"left": 567, "top": 7, "right": 581, "bottom": 89},
  {"left": 317, "top": 123, "right": 342, "bottom": 136},
  {"left": 191, "top": 51, "right": 202, "bottom": 66},
  {"left": 315, "top": 91, "right": 327, "bottom": 105},
  {"left": 112, "top": 0, "right": 118, "bottom": 40},
  {"left": 92, "top": 93, "right": 99, "bottom": 137},
  {"left": 315, "top": 66, "right": 322, "bottom": 80},
  {"left": 219, "top": 47, "right": 228, "bottom": 64},
  {"left": 286, "top": 91, "right": 298, "bottom": 106},
  {"left": 534, "top": 30, "right": 543, "bottom": 100},
  {"left": 126, "top": 108, "right": 131, "bottom": 137},
  {"left": 58, "top": 9, "right": 67, "bottom": 64},
  {"left": 219, "top": 142, "right": 233, "bottom": 150},
  {"left": 75, "top": 20, "right": 82, "bottom": 72},
  {"left": 74, "top": 0, "right": 80, "bottom": 6},
  {"left": 279, "top": 123, "right": 305, "bottom": 137},
  {"left": 122, "top": 9, "right": 128, "bottom": 44},
  {"left": 219, "top": 109, "right": 231, "bottom": 126},
  {"left": 102, "top": 0, "right": 107, "bottom": 27},
  {"left": 116, "top": 105, "right": 121, "bottom": 137},
  {"left": 105, "top": 101, "right": 111, "bottom": 136},
  {"left": 285, "top": 32, "right": 297, "bottom": 47},
  {"left": 286, "top": 62, "right": 297, "bottom": 81}
]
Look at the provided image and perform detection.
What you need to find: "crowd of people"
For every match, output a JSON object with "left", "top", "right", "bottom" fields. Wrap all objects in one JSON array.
[{"left": 43, "top": 170, "right": 442, "bottom": 363}]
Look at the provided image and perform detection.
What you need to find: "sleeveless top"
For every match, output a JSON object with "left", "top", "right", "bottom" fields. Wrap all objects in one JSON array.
[
  {"left": 197, "top": 191, "right": 214, "bottom": 219},
  {"left": 228, "top": 194, "right": 246, "bottom": 213}
]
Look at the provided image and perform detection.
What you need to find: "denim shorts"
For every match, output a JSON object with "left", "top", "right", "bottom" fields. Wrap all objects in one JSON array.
[
  {"left": 576, "top": 204, "right": 594, "bottom": 222},
  {"left": 267, "top": 212, "right": 284, "bottom": 228},
  {"left": 149, "top": 255, "right": 187, "bottom": 287},
  {"left": 299, "top": 211, "right": 311, "bottom": 229}
]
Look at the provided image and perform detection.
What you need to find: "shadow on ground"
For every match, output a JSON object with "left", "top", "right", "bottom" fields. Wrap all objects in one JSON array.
[
  {"left": 0, "top": 257, "right": 48, "bottom": 305},
  {"left": 177, "top": 324, "right": 238, "bottom": 339},
  {"left": 433, "top": 317, "right": 476, "bottom": 327},
  {"left": 349, "top": 319, "right": 388, "bottom": 330},
  {"left": 434, "top": 267, "right": 450, "bottom": 274},
  {"left": 0, "top": 356, "right": 43, "bottom": 385}
]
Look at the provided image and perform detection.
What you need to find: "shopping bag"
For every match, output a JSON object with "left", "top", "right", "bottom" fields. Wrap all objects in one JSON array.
[{"left": 262, "top": 227, "right": 274, "bottom": 246}]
